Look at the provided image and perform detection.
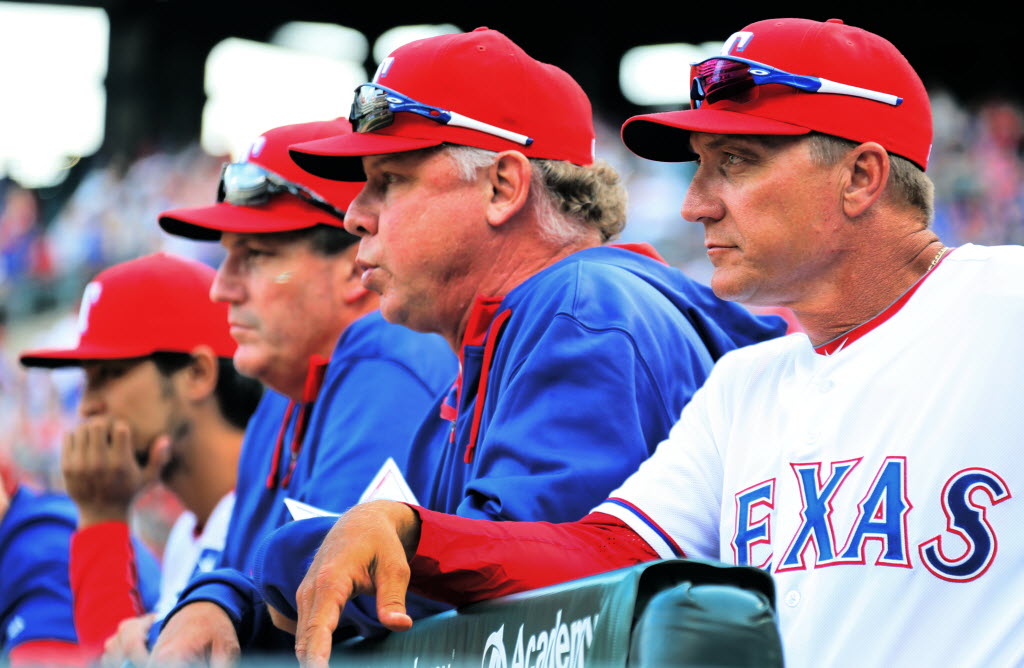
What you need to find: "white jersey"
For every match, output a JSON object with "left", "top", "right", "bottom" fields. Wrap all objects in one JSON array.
[
  {"left": 152, "top": 491, "right": 235, "bottom": 620},
  {"left": 595, "top": 244, "right": 1024, "bottom": 668}
]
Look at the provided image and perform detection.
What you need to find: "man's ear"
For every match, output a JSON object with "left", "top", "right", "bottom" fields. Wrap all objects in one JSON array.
[
  {"left": 485, "top": 151, "right": 532, "bottom": 228},
  {"left": 842, "top": 142, "right": 889, "bottom": 218},
  {"left": 183, "top": 345, "right": 219, "bottom": 401}
]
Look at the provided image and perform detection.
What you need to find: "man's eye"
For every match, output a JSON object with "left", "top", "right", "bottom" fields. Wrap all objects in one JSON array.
[{"left": 88, "top": 364, "right": 128, "bottom": 386}]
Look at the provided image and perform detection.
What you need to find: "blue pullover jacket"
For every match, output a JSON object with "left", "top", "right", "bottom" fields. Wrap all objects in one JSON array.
[
  {"left": 256, "top": 244, "right": 788, "bottom": 635},
  {"left": 161, "top": 310, "right": 456, "bottom": 650}
]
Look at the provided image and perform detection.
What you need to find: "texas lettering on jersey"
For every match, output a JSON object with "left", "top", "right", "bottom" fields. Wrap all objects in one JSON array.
[{"left": 732, "top": 457, "right": 1012, "bottom": 582}]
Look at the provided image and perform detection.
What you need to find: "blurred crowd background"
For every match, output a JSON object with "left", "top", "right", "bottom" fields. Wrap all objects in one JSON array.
[{"left": 2, "top": 4, "right": 1021, "bottom": 556}]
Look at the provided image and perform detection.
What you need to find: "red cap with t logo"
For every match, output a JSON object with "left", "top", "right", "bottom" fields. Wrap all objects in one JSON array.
[
  {"left": 159, "top": 119, "right": 364, "bottom": 240},
  {"left": 622, "top": 18, "right": 932, "bottom": 170},
  {"left": 19, "top": 252, "right": 236, "bottom": 367},
  {"left": 289, "top": 28, "right": 595, "bottom": 181}
]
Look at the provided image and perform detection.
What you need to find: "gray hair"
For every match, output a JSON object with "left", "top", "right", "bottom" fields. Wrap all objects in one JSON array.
[
  {"left": 806, "top": 133, "right": 935, "bottom": 225},
  {"left": 444, "top": 145, "right": 627, "bottom": 244}
]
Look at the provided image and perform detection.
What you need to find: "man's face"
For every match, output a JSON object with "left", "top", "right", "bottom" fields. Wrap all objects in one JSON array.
[
  {"left": 682, "top": 133, "right": 845, "bottom": 307},
  {"left": 78, "top": 358, "right": 186, "bottom": 477},
  {"left": 211, "top": 231, "right": 356, "bottom": 398},
  {"left": 343, "top": 148, "right": 490, "bottom": 342}
]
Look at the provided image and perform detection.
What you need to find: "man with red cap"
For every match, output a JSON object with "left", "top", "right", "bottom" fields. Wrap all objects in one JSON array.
[
  {"left": 249, "top": 22, "right": 784, "bottom": 656},
  {"left": 259, "top": 19, "right": 1023, "bottom": 668},
  {"left": 12, "top": 252, "right": 260, "bottom": 665},
  {"left": 144, "top": 119, "right": 456, "bottom": 664}
]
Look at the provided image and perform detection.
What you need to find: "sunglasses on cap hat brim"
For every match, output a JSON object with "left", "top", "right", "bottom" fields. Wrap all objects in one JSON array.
[
  {"left": 690, "top": 55, "right": 903, "bottom": 108},
  {"left": 218, "top": 162, "right": 347, "bottom": 222},
  {"left": 349, "top": 83, "right": 535, "bottom": 147}
]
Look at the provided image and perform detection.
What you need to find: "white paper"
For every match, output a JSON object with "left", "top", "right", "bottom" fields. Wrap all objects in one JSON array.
[
  {"left": 283, "top": 497, "right": 342, "bottom": 521},
  {"left": 282, "top": 457, "right": 418, "bottom": 521},
  {"left": 358, "top": 456, "right": 420, "bottom": 505}
]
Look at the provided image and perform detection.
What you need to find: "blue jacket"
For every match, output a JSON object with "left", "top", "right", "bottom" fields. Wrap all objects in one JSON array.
[
  {"left": 256, "top": 245, "right": 787, "bottom": 632},
  {"left": 164, "top": 310, "right": 456, "bottom": 650},
  {"left": 0, "top": 486, "right": 159, "bottom": 658}
]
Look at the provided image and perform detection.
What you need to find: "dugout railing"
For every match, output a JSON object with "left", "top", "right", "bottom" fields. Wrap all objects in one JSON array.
[{"left": 328, "top": 558, "right": 783, "bottom": 667}]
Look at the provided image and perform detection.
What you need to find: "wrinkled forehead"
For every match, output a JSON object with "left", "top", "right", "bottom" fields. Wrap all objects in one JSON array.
[{"left": 361, "top": 145, "right": 447, "bottom": 172}]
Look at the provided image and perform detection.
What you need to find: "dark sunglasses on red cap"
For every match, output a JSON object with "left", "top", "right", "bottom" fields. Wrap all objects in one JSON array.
[
  {"left": 690, "top": 56, "right": 903, "bottom": 108},
  {"left": 217, "top": 162, "right": 347, "bottom": 221},
  {"left": 349, "top": 83, "right": 535, "bottom": 146}
]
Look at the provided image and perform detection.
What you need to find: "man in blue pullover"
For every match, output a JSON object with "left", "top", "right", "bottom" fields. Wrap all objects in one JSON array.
[
  {"left": 141, "top": 119, "right": 456, "bottom": 665},
  {"left": 252, "top": 27, "right": 787, "bottom": 649}
]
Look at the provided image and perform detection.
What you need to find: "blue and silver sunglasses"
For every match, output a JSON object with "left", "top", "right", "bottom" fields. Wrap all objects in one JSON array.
[
  {"left": 350, "top": 83, "right": 534, "bottom": 146},
  {"left": 690, "top": 56, "right": 903, "bottom": 108}
]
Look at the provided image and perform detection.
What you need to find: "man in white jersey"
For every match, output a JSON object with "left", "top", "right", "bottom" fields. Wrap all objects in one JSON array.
[{"left": 253, "top": 17, "right": 1023, "bottom": 668}]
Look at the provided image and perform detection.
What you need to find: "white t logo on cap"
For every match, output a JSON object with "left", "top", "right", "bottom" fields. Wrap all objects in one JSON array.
[
  {"left": 722, "top": 31, "right": 754, "bottom": 55},
  {"left": 77, "top": 282, "right": 102, "bottom": 336},
  {"left": 249, "top": 135, "right": 267, "bottom": 159},
  {"left": 374, "top": 57, "right": 394, "bottom": 82}
]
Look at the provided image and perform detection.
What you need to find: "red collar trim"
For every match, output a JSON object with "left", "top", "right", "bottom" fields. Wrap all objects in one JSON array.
[
  {"left": 1, "top": 462, "right": 18, "bottom": 499},
  {"left": 461, "top": 295, "right": 505, "bottom": 348},
  {"left": 439, "top": 295, "right": 513, "bottom": 464},
  {"left": 609, "top": 242, "right": 668, "bottom": 265},
  {"left": 814, "top": 248, "right": 953, "bottom": 356},
  {"left": 302, "top": 354, "right": 330, "bottom": 402},
  {"left": 452, "top": 295, "right": 505, "bottom": 422},
  {"left": 266, "top": 354, "right": 329, "bottom": 489},
  {"left": 464, "top": 308, "right": 513, "bottom": 464}
]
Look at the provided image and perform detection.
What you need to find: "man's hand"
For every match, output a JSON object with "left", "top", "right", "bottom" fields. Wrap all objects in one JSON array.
[
  {"left": 61, "top": 418, "right": 169, "bottom": 527},
  {"left": 293, "top": 500, "right": 421, "bottom": 668},
  {"left": 100, "top": 612, "right": 156, "bottom": 668},
  {"left": 147, "top": 602, "right": 239, "bottom": 668}
]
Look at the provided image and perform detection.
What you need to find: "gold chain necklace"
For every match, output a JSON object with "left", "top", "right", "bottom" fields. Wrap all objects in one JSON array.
[
  {"left": 816, "top": 244, "right": 951, "bottom": 353},
  {"left": 926, "top": 245, "right": 949, "bottom": 274}
]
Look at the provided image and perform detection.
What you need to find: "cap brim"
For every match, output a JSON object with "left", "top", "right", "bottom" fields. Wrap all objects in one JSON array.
[
  {"left": 290, "top": 133, "right": 444, "bottom": 181},
  {"left": 159, "top": 199, "right": 344, "bottom": 240},
  {"left": 621, "top": 108, "right": 812, "bottom": 162},
  {"left": 19, "top": 343, "right": 155, "bottom": 368}
]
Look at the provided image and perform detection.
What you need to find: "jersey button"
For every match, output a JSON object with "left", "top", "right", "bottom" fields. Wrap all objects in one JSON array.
[{"left": 785, "top": 590, "right": 801, "bottom": 607}]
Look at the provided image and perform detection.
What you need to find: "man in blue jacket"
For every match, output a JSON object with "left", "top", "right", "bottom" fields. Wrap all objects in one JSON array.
[
  {"left": 253, "top": 27, "right": 786, "bottom": 647},
  {"left": 143, "top": 119, "right": 456, "bottom": 664}
]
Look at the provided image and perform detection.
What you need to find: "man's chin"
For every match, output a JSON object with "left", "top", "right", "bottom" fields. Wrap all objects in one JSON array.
[{"left": 231, "top": 349, "right": 267, "bottom": 380}]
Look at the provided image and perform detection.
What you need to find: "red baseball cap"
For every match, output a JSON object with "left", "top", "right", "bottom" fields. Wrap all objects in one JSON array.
[
  {"left": 19, "top": 252, "right": 236, "bottom": 368},
  {"left": 621, "top": 18, "right": 932, "bottom": 170},
  {"left": 159, "top": 119, "right": 364, "bottom": 240},
  {"left": 289, "top": 27, "right": 595, "bottom": 181}
]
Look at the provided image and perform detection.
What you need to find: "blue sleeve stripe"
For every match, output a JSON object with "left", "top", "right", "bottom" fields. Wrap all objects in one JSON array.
[{"left": 598, "top": 498, "right": 685, "bottom": 558}]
